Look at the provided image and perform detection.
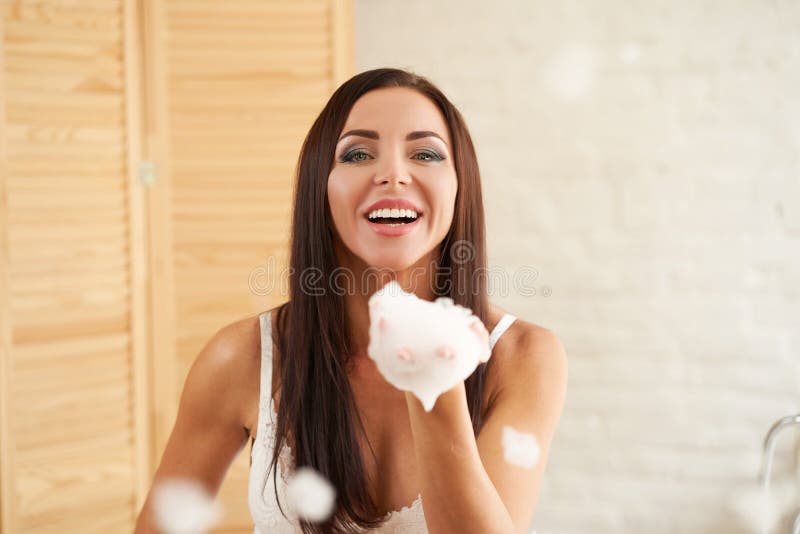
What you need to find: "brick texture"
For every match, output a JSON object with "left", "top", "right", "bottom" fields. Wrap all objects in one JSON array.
[{"left": 356, "top": 1, "right": 800, "bottom": 532}]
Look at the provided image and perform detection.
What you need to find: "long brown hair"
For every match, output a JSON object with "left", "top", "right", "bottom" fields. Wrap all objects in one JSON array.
[{"left": 269, "top": 67, "right": 489, "bottom": 533}]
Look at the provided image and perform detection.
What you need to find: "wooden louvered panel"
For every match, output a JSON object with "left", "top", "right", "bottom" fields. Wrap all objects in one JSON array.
[
  {"left": 0, "top": 0, "right": 141, "bottom": 531},
  {"left": 156, "top": 1, "right": 347, "bottom": 531}
]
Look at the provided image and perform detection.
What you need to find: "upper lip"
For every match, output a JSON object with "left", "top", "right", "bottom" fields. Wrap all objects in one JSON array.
[{"left": 363, "top": 198, "right": 423, "bottom": 216}]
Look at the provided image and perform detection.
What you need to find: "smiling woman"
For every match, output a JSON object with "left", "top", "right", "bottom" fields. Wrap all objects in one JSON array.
[
  {"left": 135, "top": 67, "right": 567, "bottom": 534},
  {"left": 258, "top": 68, "right": 566, "bottom": 534},
  {"left": 265, "top": 69, "right": 498, "bottom": 533}
]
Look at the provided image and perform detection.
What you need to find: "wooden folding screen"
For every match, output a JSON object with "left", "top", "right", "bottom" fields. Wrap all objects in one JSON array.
[{"left": 0, "top": 1, "right": 353, "bottom": 531}]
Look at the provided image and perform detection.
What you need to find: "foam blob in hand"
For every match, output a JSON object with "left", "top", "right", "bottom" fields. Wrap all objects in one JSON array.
[
  {"left": 502, "top": 425, "right": 541, "bottom": 469},
  {"left": 367, "top": 280, "right": 492, "bottom": 411},
  {"left": 286, "top": 466, "right": 337, "bottom": 523},
  {"left": 152, "top": 478, "right": 222, "bottom": 534}
]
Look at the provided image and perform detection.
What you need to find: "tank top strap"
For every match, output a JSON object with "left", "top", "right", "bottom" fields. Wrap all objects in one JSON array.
[
  {"left": 256, "top": 310, "right": 275, "bottom": 438},
  {"left": 488, "top": 313, "right": 516, "bottom": 351}
]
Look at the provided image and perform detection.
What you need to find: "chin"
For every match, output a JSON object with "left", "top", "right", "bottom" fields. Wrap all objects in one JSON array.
[
  {"left": 361, "top": 249, "right": 419, "bottom": 271},
  {"left": 361, "top": 251, "right": 420, "bottom": 273}
]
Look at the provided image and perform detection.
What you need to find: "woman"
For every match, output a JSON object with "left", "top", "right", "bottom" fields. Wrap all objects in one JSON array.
[{"left": 135, "top": 68, "right": 568, "bottom": 534}]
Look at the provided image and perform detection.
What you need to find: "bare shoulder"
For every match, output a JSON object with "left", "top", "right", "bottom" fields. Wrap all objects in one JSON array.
[
  {"left": 197, "top": 311, "right": 268, "bottom": 431},
  {"left": 206, "top": 312, "right": 263, "bottom": 376},
  {"left": 484, "top": 303, "right": 568, "bottom": 406}
]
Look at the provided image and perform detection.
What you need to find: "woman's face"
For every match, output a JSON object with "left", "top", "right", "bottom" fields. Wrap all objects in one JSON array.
[{"left": 327, "top": 87, "right": 458, "bottom": 273}]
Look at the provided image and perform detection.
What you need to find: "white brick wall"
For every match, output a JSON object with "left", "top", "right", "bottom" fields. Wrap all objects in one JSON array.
[{"left": 356, "top": 1, "right": 800, "bottom": 532}]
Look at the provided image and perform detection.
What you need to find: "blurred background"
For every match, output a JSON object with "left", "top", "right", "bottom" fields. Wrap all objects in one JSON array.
[{"left": 0, "top": 1, "right": 798, "bottom": 533}]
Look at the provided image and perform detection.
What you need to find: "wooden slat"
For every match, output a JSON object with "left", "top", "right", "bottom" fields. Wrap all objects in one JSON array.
[
  {"left": 7, "top": 220, "right": 128, "bottom": 242},
  {"left": 10, "top": 1, "right": 121, "bottom": 13},
  {"left": 9, "top": 189, "right": 126, "bottom": 207},
  {"left": 9, "top": 240, "right": 126, "bottom": 264},
  {"left": 18, "top": 469, "right": 134, "bottom": 517},
  {"left": 12, "top": 332, "right": 129, "bottom": 365},
  {"left": 167, "top": 0, "right": 328, "bottom": 16},
  {"left": 6, "top": 106, "right": 123, "bottom": 127},
  {"left": 168, "top": 63, "right": 330, "bottom": 77},
  {"left": 168, "top": 30, "right": 330, "bottom": 48},
  {"left": 4, "top": 19, "right": 121, "bottom": 44},
  {"left": 4, "top": 90, "right": 123, "bottom": 115},
  {"left": 5, "top": 55, "right": 123, "bottom": 78},
  {"left": 8, "top": 161, "right": 124, "bottom": 175},
  {"left": 16, "top": 432, "right": 132, "bottom": 465},
  {"left": 9, "top": 308, "right": 129, "bottom": 345},
  {"left": 14, "top": 350, "right": 130, "bottom": 391},
  {"left": 7, "top": 71, "right": 124, "bottom": 92},
  {"left": 169, "top": 48, "right": 330, "bottom": 64},
  {"left": 11, "top": 264, "right": 129, "bottom": 288},
  {"left": 7, "top": 4, "right": 122, "bottom": 30},
  {"left": 4, "top": 125, "right": 125, "bottom": 144},
  {"left": 15, "top": 416, "right": 132, "bottom": 457}
]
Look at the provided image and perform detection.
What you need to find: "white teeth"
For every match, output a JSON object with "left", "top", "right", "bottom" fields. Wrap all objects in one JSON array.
[{"left": 367, "top": 208, "right": 419, "bottom": 220}]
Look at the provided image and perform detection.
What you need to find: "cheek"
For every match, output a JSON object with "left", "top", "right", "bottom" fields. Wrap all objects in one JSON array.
[
  {"left": 327, "top": 173, "right": 358, "bottom": 228},
  {"left": 327, "top": 174, "right": 346, "bottom": 208},
  {"left": 437, "top": 174, "right": 458, "bottom": 216}
]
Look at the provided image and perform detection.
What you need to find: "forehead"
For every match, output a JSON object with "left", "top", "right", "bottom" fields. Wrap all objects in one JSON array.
[{"left": 341, "top": 87, "right": 451, "bottom": 144}]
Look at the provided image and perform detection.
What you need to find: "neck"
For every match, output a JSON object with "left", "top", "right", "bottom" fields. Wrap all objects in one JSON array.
[{"left": 334, "top": 241, "right": 440, "bottom": 368}]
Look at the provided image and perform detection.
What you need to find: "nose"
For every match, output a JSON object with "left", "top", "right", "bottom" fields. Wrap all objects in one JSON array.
[{"left": 373, "top": 150, "right": 411, "bottom": 187}]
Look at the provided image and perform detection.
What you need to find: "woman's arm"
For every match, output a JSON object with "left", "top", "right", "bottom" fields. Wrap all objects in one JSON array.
[
  {"left": 404, "top": 324, "right": 568, "bottom": 534},
  {"left": 134, "top": 321, "right": 255, "bottom": 533}
]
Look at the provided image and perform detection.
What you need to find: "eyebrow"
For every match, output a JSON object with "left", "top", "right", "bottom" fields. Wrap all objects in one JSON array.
[{"left": 337, "top": 129, "right": 448, "bottom": 147}]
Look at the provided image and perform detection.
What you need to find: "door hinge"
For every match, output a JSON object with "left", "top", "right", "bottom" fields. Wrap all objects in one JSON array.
[{"left": 138, "top": 160, "right": 156, "bottom": 186}]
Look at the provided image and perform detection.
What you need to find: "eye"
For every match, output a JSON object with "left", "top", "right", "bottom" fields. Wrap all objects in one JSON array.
[
  {"left": 340, "top": 149, "right": 372, "bottom": 163},
  {"left": 413, "top": 150, "right": 444, "bottom": 162}
]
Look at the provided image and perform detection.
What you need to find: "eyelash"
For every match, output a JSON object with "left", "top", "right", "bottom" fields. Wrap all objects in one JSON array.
[{"left": 339, "top": 149, "right": 444, "bottom": 163}]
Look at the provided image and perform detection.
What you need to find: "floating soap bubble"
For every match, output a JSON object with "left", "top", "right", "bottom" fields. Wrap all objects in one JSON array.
[
  {"left": 152, "top": 478, "right": 222, "bottom": 534},
  {"left": 541, "top": 44, "right": 599, "bottom": 101},
  {"left": 619, "top": 42, "right": 642, "bottom": 64},
  {"left": 286, "top": 466, "right": 337, "bottom": 523},
  {"left": 502, "top": 425, "right": 541, "bottom": 469}
]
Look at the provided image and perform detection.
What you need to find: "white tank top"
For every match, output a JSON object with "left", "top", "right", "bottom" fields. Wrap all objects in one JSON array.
[{"left": 248, "top": 309, "right": 517, "bottom": 533}]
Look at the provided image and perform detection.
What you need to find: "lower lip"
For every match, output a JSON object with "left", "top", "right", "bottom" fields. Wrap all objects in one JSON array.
[{"left": 365, "top": 215, "right": 423, "bottom": 236}]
